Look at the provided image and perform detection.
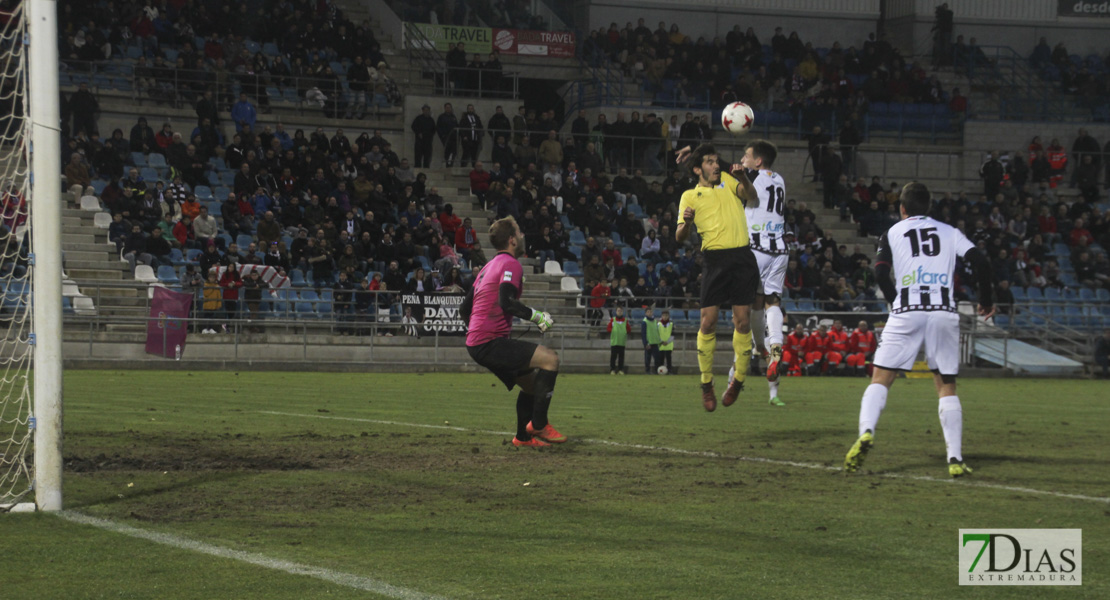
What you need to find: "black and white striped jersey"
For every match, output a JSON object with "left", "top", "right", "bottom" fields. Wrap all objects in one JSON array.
[
  {"left": 745, "top": 169, "right": 790, "bottom": 255},
  {"left": 876, "top": 215, "right": 976, "bottom": 314}
]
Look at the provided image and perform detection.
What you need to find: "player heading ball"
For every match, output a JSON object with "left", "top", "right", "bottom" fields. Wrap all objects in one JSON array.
[{"left": 460, "top": 217, "right": 566, "bottom": 447}]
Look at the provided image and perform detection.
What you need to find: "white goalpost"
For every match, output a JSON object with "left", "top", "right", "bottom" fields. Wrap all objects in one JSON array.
[{"left": 0, "top": 0, "right": 62, "bottom": 513}]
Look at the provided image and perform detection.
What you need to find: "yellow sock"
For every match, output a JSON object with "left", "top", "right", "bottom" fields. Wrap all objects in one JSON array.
[
  {"left": 733, "top": 329, "right": 753, "bottom": 383},
  {"left": 697, "top": 330, "right": 716, "bottom": 384}
]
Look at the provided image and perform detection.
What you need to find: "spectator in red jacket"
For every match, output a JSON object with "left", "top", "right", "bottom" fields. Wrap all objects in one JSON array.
[
  {"left": 454, "top": 217, "right": 477, "bottom": 258},
  {"left": 804, "top": 324, "right": 831, "bottom": 376},
  {"left": 469, "top": 161, "right": 491, "bottom": 204},
  {"left": 439, "top": 203, "right": 462, "bottom": 241},
  {"left": 846, "top": 320, "right": 876, "bottom": 377},
  {"left": 782, "top": 323, "right": 808, "bottom": 377},
  {"left": 1069, "top": 217, "right": 1094, "bottom": 247},
  {"left": 601, "top": 238, "right": 623, "bottom": 267},
  {"left": 219, "top": 268, "right": 244, "bottom": 322},
  {"left": 826, "top": 319, "right": 850, "bottom": 373}
]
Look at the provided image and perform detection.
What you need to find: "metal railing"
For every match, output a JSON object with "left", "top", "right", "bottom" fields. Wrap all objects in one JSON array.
[{"left": 958, "top": 45, "right": 1089, "bottom": 122}]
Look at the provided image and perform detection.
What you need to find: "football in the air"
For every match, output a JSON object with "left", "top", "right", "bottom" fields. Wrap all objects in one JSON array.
[
  {"left": 721, "top": 101, "right": 755, "bottom": 135},
  {"left": 657, "top": 365, "right": 668, "bottom": 375}
]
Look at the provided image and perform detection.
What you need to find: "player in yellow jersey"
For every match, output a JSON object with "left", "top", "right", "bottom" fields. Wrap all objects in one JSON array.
[{"left": 675, "top": 144, "right": 761, "bottom": 412}]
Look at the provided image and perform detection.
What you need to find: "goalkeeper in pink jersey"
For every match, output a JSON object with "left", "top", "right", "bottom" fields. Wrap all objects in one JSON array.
[{"left": 460, "top": 217, "right": 567, "bottom": 447}]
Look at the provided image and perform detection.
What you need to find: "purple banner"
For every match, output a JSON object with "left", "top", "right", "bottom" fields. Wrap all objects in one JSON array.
[{"left": 145, "top": 286, "right": 193, "bottom": 358}]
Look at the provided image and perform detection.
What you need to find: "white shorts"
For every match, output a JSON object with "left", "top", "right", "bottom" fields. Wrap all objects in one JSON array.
[
  {"left": 873, "top": 310, "right": 960, "bottom": 376},
  {"left": 753, "top": 250, "right": 788, "bottom": 296}
]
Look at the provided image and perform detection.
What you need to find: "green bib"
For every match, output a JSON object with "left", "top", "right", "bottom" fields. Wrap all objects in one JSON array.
[
  {"left": 658, "top": 321, "right": 674, "bottom": 351},
  {"left": 643, "top": 317, "right": 661, "bottom": 345},
  {"left": 610, "top": 318, "right": 628, "bottom": 346}
]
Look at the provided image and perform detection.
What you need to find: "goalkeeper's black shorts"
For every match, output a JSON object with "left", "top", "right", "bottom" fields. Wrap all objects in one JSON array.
[{"left": 467, "top": 337, "right": 538, "bottom": 390}]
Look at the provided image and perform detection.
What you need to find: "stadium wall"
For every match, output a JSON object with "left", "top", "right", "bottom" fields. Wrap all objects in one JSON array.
[
  {"left": 587, "top": 0, "right": 880, "bottom": 48},
  {"left": 887, "top": 0, "right": 1110, "bottom": 57}
]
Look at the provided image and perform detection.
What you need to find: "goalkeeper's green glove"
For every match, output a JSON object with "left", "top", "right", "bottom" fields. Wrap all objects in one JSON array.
[{"left": 529, "top": 309, "right": 553, "bottom": 333}]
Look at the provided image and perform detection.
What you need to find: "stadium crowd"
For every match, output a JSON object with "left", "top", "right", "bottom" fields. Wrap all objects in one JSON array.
[
  {"left": 582, "top": 18, "right": 966, "bottom": 134},
  {"left": 57, "top": 0, "right": 401, "bottom": 123}
]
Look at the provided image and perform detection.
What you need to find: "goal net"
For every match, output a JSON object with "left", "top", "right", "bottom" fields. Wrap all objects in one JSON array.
[{"left": 0, "top": 0, "right": 34, "bottom": 512}]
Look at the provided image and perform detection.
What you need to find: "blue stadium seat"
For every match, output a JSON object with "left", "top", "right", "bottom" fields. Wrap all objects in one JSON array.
[
  {"left": 993, "top": 314, "right": 1010, "bottom": 328},
  {"left": 131, "top": 152, "right": 148, "bottom": 167},
  {"left": 91, "top": 180, "right": 108, "bottom": 195},
  {"left": 236, "top": 234, "right": 253, "bottom": 249},
  {"left": 213, "top": 186, "right": 231, "bottom": 199},
  {"left": 569, "top": 246, "right": 583, "bottom": 260},
  {"left": 156, "top": 265, "right": 180, "bottom": 285},
  {"left": 147, "top": 153, "right": 166, "bottom": 168},
  {"left": 1097, "top": 288, "right": 1110, "bottom": 302},
  {"left": 630, "top": 308, "right": 645, "bottom": 322},
  {"left": 1045, "top": 287, "right": 1063, "bottom": 300},
  {"left": 295, "top": 296, "right": 316, "bottom": 318},
  {"left": 569, "top": 230, "right": 586, "bottom": 245},
  {"left": 290, "top": 269, "right": 308, "bottom": 287},
  {"left": 185, "top": 248, "right": 203, "bottom": 264},
  {"left": 620, "top": 247, "right": 637, "bottom": 262},
  {"left": 1011, "top": 286, "right": 1026, "bottom": 300},
  {"left": 1026, "top": 287, "right": 1044, "bottom": 300},
  {"left": 562, "top": 261, "right": 582, "bottom": 277},
  {"left": 194, "top": 185, "right": 213, "bottom": 200},
  {"left": 611, "top": 232, "right": 623, "bottom": 244},
  {"left": 1079, "top": 288, "right": 1095, "bottom": 302},
  {"left": 140, "top": 167, "right": 160, "bottom": 182},
  {"left": 62, "top": 296, "right": 74, "bottom": 315},
  {"left": 262, "top": 42, "right": 280, "bottom": 56},
  {"left": 169, "top": 248, "right": 186, "bottom": 266},
  {"left": 217, "top": 233, "right": 233, "bottom": 249}
]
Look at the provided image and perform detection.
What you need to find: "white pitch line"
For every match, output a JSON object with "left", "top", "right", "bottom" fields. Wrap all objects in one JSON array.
[
  {"left": 56, "top": 511, "right": 451, "bottom": 600},
  {"left": 259, "top": 410, "right": 1110, "bottom": 505}
]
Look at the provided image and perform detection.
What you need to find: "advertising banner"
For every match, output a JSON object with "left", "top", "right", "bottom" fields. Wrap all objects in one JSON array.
[
  {"left": 491, "top": 28, "right": 576, "bottom": 58},
  {"left": 401, "top": 292, "right": 467, "bottom": 335},
  {"left": 1059, "top": 0, "right": 1110, "bottom": 17},
  {"left": 412, "top": 23, "right": 492, "bottom": 53}
]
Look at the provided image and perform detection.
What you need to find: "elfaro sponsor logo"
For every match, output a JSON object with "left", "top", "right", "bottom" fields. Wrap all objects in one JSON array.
[
  {"left": 750, "top": 221, "right": 783, "bottom": 233},
  {"left": 901, "top": 266, "right": 949, "bottom": 286},
  {"left": 959, "top": 529, "right": 1081, "bottom": 586}
]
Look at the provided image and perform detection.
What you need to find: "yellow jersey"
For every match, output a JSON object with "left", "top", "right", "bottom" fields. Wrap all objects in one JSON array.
[{"left": 677, "top": 171, "right": 751, "bottom": 251}]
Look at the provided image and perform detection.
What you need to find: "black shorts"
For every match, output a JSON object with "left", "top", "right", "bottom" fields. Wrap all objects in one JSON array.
[
  {"left": 700, "top": 246, "right": 759, "bottom": 308},
  {"left": 467, "top": 337, "right": 538, "bottom": 390}
]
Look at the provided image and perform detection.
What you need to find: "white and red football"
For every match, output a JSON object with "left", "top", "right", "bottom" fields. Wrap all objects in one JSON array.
[{"left": 721, "top": 101, "right": 755, "bottom": 136}]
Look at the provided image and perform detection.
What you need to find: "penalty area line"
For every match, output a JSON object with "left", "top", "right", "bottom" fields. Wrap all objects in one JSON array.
[
  {"left": 258, "top": 410, "right": 1110, "bottom": 506},
  {"left": 55, "top": 511, "right": 451, "bottom": 600}
]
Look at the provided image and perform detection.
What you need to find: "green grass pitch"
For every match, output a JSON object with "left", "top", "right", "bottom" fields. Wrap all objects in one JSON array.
[{"left": 1, "top": 371, "right": 1107, "bottom": 599}]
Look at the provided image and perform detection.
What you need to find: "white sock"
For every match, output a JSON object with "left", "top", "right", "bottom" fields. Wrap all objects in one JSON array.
[
  {"left": 938, "top": 395, "right": 963, "bottom": 462},
  {"left": 751, "top": 309, "right": 766, "bottom": 351},
  {"left": 766, "top": 305, "right": 784, "bottom": 347},
  {"left": 859, "top": 383, "right": 888, "bottom": 436},
  {"left": 769, "top": 379, "right": 779, "bottom": 399}
]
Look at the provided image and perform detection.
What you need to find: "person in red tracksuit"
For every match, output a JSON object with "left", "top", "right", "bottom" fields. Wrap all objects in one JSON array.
[
  {"left": 846, "top": 319, "right": 877, "bottom": 377},
  {"left": 782, "top": 323, "right": 807, "bottom": 376},
  {"left": 826, "top": 319, "right": 850, "bottom": 375},
  {"left": 804, "top": 324, "right": 830, "bottom": 376}
]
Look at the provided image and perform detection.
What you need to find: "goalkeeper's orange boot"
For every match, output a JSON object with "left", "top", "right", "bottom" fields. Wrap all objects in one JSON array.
[
  {"left": 721, "top": 378, "right": 744, "bottom": 407},
  {"left": 766, "top": 344, "right": 783, "bottom": 383},
  {"left": 526, "top": 422, "right": 567, "bottom": 443},
  {"left": 512, "top": 436, "right": 550, "bottom": 447}
]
